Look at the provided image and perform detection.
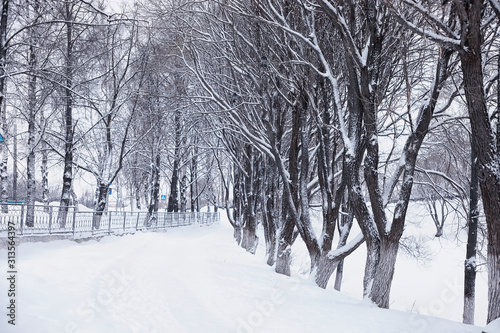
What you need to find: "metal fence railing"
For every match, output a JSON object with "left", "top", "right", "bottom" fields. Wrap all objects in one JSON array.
[{"left": 0, "top": 204, "right": 220, "bottom": 239}]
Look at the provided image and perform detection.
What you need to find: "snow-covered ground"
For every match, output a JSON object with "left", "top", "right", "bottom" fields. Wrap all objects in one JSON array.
[
  {"left": 299, "top": 203, "right": 489, "bottom": 327},
  {"left": 0, "top": 206, "right": 490, "bottom": 333}
]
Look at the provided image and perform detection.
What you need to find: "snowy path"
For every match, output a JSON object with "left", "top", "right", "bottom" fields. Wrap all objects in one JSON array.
[{"left": 0, "top": 222, "right": 484, "bottom": 333}]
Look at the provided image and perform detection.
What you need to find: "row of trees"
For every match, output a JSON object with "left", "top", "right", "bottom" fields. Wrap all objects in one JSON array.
[
  {"left": 1, "top": 0, "right": 498, "bottom": 326},
  {"left": 0, "top": 0, "right": 220, "bottom": 229},
  {"left": 172, "top": 0, "right": 499, "bottom": 325}
]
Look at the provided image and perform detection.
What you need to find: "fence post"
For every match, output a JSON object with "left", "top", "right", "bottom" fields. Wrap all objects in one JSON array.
[
  {"left": 108, "top": 211, "right": 112, "bottom": 235},
  {"left": 123, "top": 212, "right": 126, "bottom": 233},
  {"left": 135, "top": 212, "right": 140, "bottom": 232}
]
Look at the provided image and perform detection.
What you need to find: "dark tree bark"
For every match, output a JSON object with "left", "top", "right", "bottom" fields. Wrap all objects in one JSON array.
[
  {"left": 369, "top": 47, "right": 453, "bottom": 308},
  {"left": 92, "top": 180, "right": 108, "bottom": 229},
  {"left": 275, "top": 101, "right": 300, "bottom": 276},
  {"left": 167, "top": 110, "right": 182, "bottom": 212},
  {"left": 463, "top": 137, "right": 478, "bottom": 324},
  {"left": 40, "top": 131, "right": 49, "bottom": 213},
  {"left": 12, "top": 123, "right": 16, "bottom": 203},
  {"left": 180, "top": 173, "right": 187, "bottom": 212},
  {"left": 26, "top": 69, "right": 36, "bottom": 227},
  {"left": 232, "top": 160, "right": 243, "bottom": 244},
  {"left": 334, "top": 199, "right": 354, "bottom": 291},
  {"left": 58, "top": 1, "right": 74, "bottom": 228},
  {"left": 241, "top": 145, "right": 258, "bottom": 253},
  {"left": 458, "top": 0, "right": 500, "bottom": 323},
  {"left": 147, "top": 153, "right": 161, "bottom": 227},
  {"left": 26, "top": 2, "right": 40, "bottom": 227},
  {"left": 167, "top": 157, "right": 179, "bottom": 212},
  {"left": 261, "top": 158, "right": 277, "bottom": 266},
  {"left": 0, "top": 0, "right": 9, "bottom": 213},
  {"left": 190, "top": 145, "right": 199, "bottom": 212}
]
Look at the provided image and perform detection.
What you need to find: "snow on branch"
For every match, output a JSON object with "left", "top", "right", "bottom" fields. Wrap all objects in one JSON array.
[
  {"left": 327, "top": 233, "right": 365, "bottom": 260},
  {"left": 384, "top": 1, "right": 461, "bottom": 49}
]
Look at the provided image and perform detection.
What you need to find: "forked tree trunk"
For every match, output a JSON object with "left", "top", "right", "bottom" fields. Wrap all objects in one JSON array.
[{"left": 369, "top": 239, "right": 399, "bottom": 308}]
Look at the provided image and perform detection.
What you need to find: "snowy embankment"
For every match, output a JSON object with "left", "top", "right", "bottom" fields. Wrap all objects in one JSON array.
[{"left": 0, "top": 215, "right": 486, "bottom": 333}]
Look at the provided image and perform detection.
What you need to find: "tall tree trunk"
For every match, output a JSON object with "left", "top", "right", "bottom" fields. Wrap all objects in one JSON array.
[
  {"left": 41, "top": 137, "right": 49, "bottom": 213},
  {"left": 463, "top": 137, "right": 478, "bottom": 324},
  {"left": 168, "top": 110, "right": 182, "bottom": 212},
  {"left": 167, "top": 157, "right": 179, "bottom": 212},
  {"left": 58, "top": 2, "right": 74, "bottom": 228},
  {"left": 261, "top": 159, "right": 277, "bottom": 266},
  {"left": 26, "top": 16, "right": 38, "bottom": 228},
  {"left": 0, "top": 0, "right": 9, "bottom": 213},
  {"left": 180, "top": 173, "right": 187, "bottom": 212},
  {"left": 190, "top": 145, "right": 198, "bottom": 212},
  {"left": 241, "top": 146, "right": 258, "bottom": 253},
  {"left": 275, "top": 103, "right": 300, "bottom": 276},
  {"left": 147, "top": 153, "right": 160, "bottom": 227},
  {"left": 364, "top": 40, "right": 452, "bottom": 307},
  {"left": 26, "top": 89, "right": 36, "bottom": 227},
  {"left": 459, "top": 0, "right": 500, "bottom": 323},
  {"left": 298, "top": 93, "right": 321, "bottom": 270},
  {"left": 12, "top": 123, "right": 16, "bottom": 203},
  {"left": 232, "top": 161, "right": 243, "bottom": 244},
  {"left": 92, "top": 180, "right": 108, "bottom": 229},
  {"left": 334, "top": 200, "right": 354, "bottom": 291}
]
